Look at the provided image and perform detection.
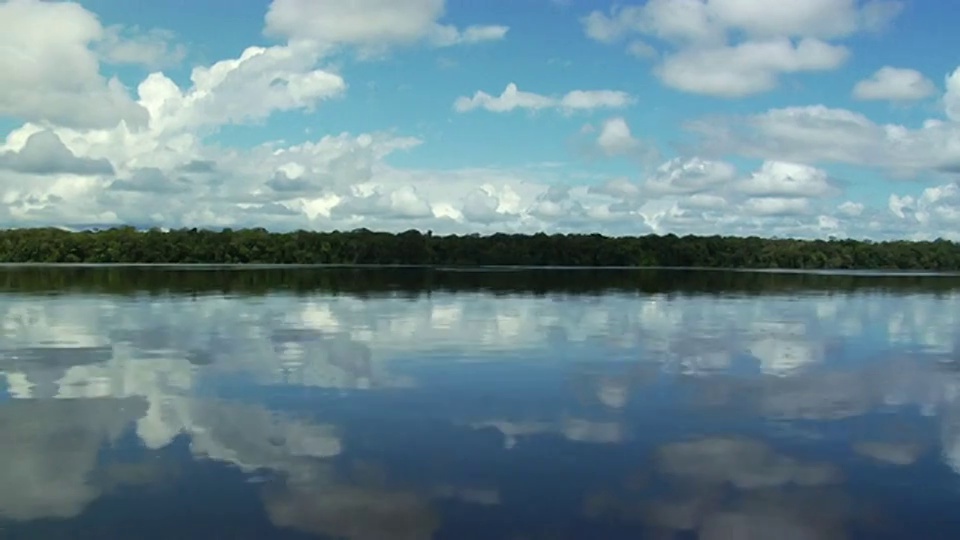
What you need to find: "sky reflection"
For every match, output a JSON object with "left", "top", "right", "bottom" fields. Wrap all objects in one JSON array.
[{"left": 1, "top": 271, "right": 960, "bottom": 538}]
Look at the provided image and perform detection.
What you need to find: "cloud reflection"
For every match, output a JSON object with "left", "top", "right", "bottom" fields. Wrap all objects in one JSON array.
[
  {"left": 263, "top": 479, "right": 440, "bottom": 540},
  {"left": 657, "top": 437, "right": 842, "bottom": 490},
  {"left": 1, "top": 285, "right": 960, "bottom": 535},
  {"left": 1, "top": 289, "right": 957, "bottom": 387},
  {"left": 472, "top": 418, "right": 626, "bottom": 449},
  {"left": 585, "top": 442, "right": 857, "bottom": 539},
  {"left": 0, "top": 397, "right": 147, "bottom": 520},
  {"left": 853, "top": 441, "right": 925, "bottom": 466}
]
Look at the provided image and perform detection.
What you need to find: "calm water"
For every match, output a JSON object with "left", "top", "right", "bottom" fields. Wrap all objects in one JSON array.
[{"left": 2, "top": 267, "right": 960, "bottom": 539}]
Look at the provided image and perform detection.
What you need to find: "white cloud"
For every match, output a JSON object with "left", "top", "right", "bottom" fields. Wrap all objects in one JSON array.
[
  {"left": 627, "top": 40, "right": 658, "bottom": 59},
  {"left": 643, "top": 157, "right": 737, "bottom": 196},
  {"left": 656, "top": 38, "right": 849, "bottom": 97},
  {"left": 263, "top": 0, "right": 506, "bottom": 54},
  {"left": 887, "top": 183, "right": 960, "bottom": 232},
  {"left": 853, "top": 66, "right": 936, "bottom": 101},
  {"left": 429, "top": 24, "right": 509, "bottom": 47},
  {"left": 265, "top": 0, "right": 441, "bottom": 45},
  {"left": 0, "top": 31, "right": 347, "bottom": 224},
  {"left": 582, "top": 0, "right": 901, "bottom": 97},
  {"left": 0, "top": 131, "right": 113, "bottom": 176},
  {"left": 560, "top": 89, "right": 636, "bottom": 111},
  {"left": 596, "top": 117, "right": 642, "bottom": 156},
  {"left": 734, "top": 161, "right": 836, "bottom": 198},
  {"left": 588, "top": 176, "right": 643, "bottom": 199},
  {"left": 0, "top": 0, "right": 148, "bottom": 129},
  {"left": 946, "top": 67, "right": 960, "bottom": 122},
  {"left": 583, "top": 0, "right": 901, "bottom": 45},
  {"left": 706, "top": 0, "right": 901, "bottom": 39},
  {"left": 333, "top": 185, "right": 434, "bottom": 220},
  {"left": 742, "top": 196, "right": 811, "bottom": 217},
  {"left": 582, "top": 157, "right": 847, "bottom": 237},
  {"left": 688, "top": 103, "right": 960, "bottom": 177},
  {"left": 461, "top": 188, "right": 505, "bottom": 224},
  {"left": 453, "top": 83, "right": 555, "bottom": 113},
  {"left": 454, "top": 83, "right": 634, "bottom": 114},
  {"left": 96, "top": 25, "right": 187, "bottom": 69},
  {"left": 3, "top": 91, "right": 948, "bottom": 240},
  {"left": 136, "top": 42, "right": 346, "bottom": 134},
  {"left": 838, "top": 201, "right": 865, "bottom": 217}
]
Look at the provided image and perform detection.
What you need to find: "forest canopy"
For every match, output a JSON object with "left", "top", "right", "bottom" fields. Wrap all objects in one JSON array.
[{"left": 1, "top": 226, "right": 959, "bottom": 270}]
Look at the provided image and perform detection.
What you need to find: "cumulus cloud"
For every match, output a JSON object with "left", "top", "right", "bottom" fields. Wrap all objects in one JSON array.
[
  {"left": 453, "top": 83, "right": 634, "bottom": 114},
  {"left": 853, "top": 66, "right": 937, "bottom": 101},
  {"left": 263, "top": 0, "right": 507, "bottom": 56},
  {"left": 0, "top": 131, "right": 113, "bottom": 176},
  {"left": 627, "top": 40, "right": 658, "bottom": 59},
  {"left": 742, "top": 197, "right": 810, "bottom": 217},
  {"left": 0, "top": 0, "right": 148, "bottom": 129},
  {"left": 596, "top": 117, "right": 643, "bottom": 156},
  {"left": 588, "top": 176, "right": 642, "bottom": 200},
  {"left": 108, "top": 167, "right": 191, "bottom": 194},
  {"left": 0, "top": 105, "right": 892, "bottom": 238},
  {"left": 734, "top": 161, "right": 837, "bottom": 198},
  {"left": 644, "top": 157, "right": 737, "bottom": 196},
  {"left": 0, "top": 1, "right": 341, "bottom": 134},
  {"left": 657, "top": 38, "right": 849, "bottom": 97},
  {"left": 96, "top": 24, "right": 187, "bottom": 69},
  {"left": 582, "top": 0, "right": 900, "bottom": 97},
  {"left": 333, "top": 185, "right": 435, "bottom": 220},
  {"left": 945, "top": 67, "right": 960, "bottom": 122},
  {"left": 838, "top": 201, "right": 865, "bottom": 217},
  {"left": 582, "top": 157, "right": 844, "bottom": 234},
  {"left": 0, "top": 0, "right": 956, "bottom": 241},
  {"left": 136, "top": 43, "right": 346, "bottom": 134},
  {"left": 429, "top": 24, "right": 509, "bottom": 47},
  {"left": 687, "top": 103, "right": 960, "bottom": 177},
  {"left": 887, "top": 183, "right": 960, "bottom": 232}
]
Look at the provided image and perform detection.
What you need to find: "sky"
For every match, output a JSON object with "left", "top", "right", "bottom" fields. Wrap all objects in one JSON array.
[{"left": 0, "top": 0, "right": 959, "bottom": 240}]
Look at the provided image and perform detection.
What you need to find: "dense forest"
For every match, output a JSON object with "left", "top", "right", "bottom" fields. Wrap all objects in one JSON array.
[{"left": 1, "top": 226, "right": 960, "bottom": 270}]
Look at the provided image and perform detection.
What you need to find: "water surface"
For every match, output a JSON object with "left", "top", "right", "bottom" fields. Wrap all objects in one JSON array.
[{"left": 2, "top": 267, "right": 960, "bottom": 539}]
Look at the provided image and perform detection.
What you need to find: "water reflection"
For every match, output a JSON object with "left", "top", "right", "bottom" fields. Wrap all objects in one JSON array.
[
  {"left": 0, "top": 398, "right": 147, "bottom": 521},
  {"left": 1, "top": 268, "right": 960, "bottom": 538}
]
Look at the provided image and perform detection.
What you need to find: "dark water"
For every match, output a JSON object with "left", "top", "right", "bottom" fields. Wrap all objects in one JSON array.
[{"left": 2, "top": 267, "right": 960, "bottom": 539}]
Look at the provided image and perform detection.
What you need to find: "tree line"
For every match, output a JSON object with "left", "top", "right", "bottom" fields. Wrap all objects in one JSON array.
[{"left": 2, "top": 226, "right": 960, "bottom": 270}]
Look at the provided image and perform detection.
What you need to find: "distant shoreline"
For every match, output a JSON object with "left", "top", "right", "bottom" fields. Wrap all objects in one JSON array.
[
  {"left": 0, "top": 263, "right": 958, "bottom": 278},
  {"left": 1, "top": 227, "right": 958, "bottom": 270}
]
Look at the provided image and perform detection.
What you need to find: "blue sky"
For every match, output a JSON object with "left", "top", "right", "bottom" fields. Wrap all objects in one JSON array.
[{"left": 0, "top": 0, "right": 959, "bottom": 239}]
